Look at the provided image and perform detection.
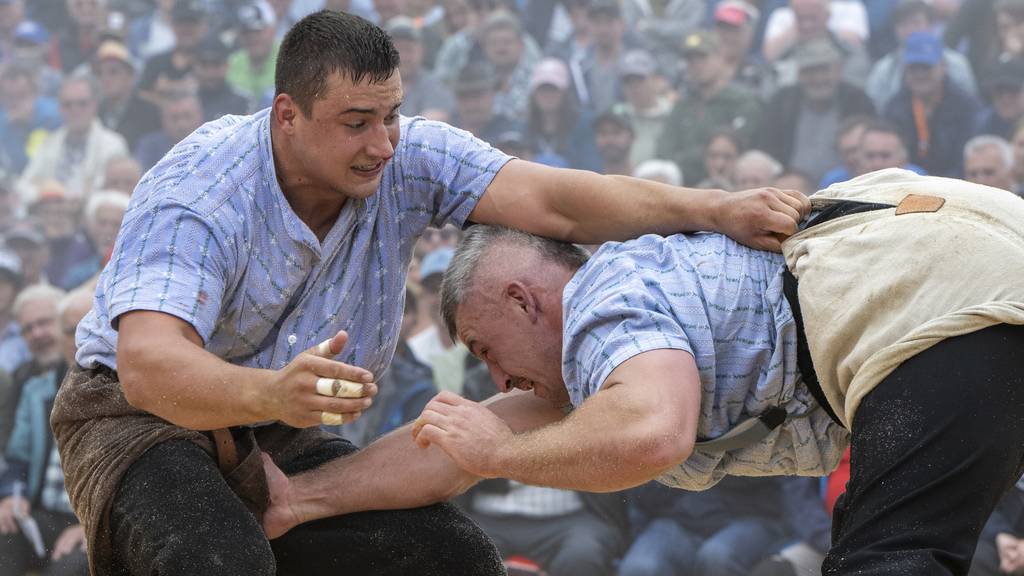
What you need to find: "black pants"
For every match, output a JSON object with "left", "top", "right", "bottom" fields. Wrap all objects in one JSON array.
[
  {"left": 108, "top": 436, "right": 506, "bottom": 576},
  {"left": 823, "top": 324, "right": 1024, "bottom": 576},
  {"left": 0, "top": 507, "right": 89, "bottom": 576}
]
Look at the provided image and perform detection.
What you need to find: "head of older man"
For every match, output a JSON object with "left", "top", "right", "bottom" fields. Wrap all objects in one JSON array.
[
  {"left": 13, "top": 283, "right": 67, "bottom": 369},
  {"left": 440, "top": 226, "right": 588, "bottom": 405},
  {"left": 964, "top": 135, "right": 1015, "bottom": 191}
]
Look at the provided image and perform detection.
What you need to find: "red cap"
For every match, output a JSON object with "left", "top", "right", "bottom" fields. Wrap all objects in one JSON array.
[{"left": 715, "top": 1, "right": 754, "bottom": 26}]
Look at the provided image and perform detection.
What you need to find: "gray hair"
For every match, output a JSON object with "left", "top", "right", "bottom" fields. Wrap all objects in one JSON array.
[
  {"left": 12, "top": 283, "right": 67, "bottom": 319},
  {"left": 440, "top": 225, "right": 589, "bottom": 342},
  {"left": 964, "top": 135, "right": 1013, "bottom": 169},
  {"left": 634, "top": 160, "right": 684, "bottom": 186},
  {"left": 735, "top": 150, "right": 784, "bottom": 178},
  {"left": 84, "top": 190, "right": 130, "bottom": 229}
]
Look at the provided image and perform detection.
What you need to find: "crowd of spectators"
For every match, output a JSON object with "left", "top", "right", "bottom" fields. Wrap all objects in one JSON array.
[{"left": 0, "top": 0, "right": 1022, "bottom": 574}]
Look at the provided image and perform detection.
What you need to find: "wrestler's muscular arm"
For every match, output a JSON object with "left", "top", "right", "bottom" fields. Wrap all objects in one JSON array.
[
  {"left": 117, "top": 311, "right": 376, "bottom": 430},
  {"left": 261, "top": 389, "right": 564, "bottom": 539}
]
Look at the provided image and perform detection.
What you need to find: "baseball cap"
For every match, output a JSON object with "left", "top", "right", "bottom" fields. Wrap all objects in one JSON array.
[
  {"left": 714, "top": 0, "right": 758, "bottom": 26},
  {"left": 619, "top": 49, "right": 655, "bottom": 78},
  {"left": 172, "top": 0, "right": 207, "bottom": 21},
  {"left": 420, "top": 247, "right": 454, "bottom": 280},
  {"left": 792, "top": 37, "right": 843, "bottom": 69},
  {"left": 0, "top": 248, "right": 22, "bottom": 286},
  {"left": 455, "top": 61, "right": 497, "bottom": 94},
  {"left": 682, "top": 30, "right": 720, "bottom": 56},
  {"left": 13, "top": 21, "right": 49, "bottom": 46},
  {"left": 494, "top": 127, "right": 528, "bottom": 149},
  {"left": 95, "top": 39, "right": 134, "bottom": 67},
  {"left": 529, "top": 58, "right": 570, "bottom": 92},
  {"left": 594, "top": 106, "right": 634, "bottom": 132},
  {"left": 5, "top": 220, "right": 46, "bottom": 247},
  {"left": 386, "top": 16, "right": 421, "bottom": 41},
  {"left": 238, "top": 1, "right": 276, "bottom": 32},
  {"left": 985, "top": 57, "right": 1024, "bottom": 91},
  {"left": 902, "top": 31, "right": 943, "bottom": 67},
  {"left": 31, "top": 180, "right": 67, "bottom": 204}
]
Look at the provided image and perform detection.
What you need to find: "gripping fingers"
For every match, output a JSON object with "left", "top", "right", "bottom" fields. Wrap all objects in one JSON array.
[
  {"left": 315, "top": 377, "right": 365, "bottom": 398},
  {"left": 321, "top": 411, "right": 349, "bottom": 426}
]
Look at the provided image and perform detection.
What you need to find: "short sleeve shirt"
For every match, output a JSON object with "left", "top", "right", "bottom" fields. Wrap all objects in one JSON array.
[
  {"left": 75, "top": 111, "right": 511, "bottom": 377},
  {"left": 562, "top": 233, "right": 848, "bottom": 490}
]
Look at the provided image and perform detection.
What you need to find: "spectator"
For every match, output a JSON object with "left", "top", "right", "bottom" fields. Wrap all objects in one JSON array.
[
  {"left": 134, "top": 93, "right": 204, "bottom": 171},
  {"left": 0, "top": 60, "right": 61, "bottom": 175},
  {"left": 884, "top": 31, "right": 981, "bottom": 177},
  {"left": 858, "top": 119, "right": 927, "bottom": 174},
  {"left": 0, "top": 286, "right": 92, "bottom": 576},
  {"left": 481, "top": 11, "right": 540, "bottom": 121},
  {"left": 1013, "top": 119, "right": 1024, "bottom": 193},
  {"left": 820, "top": 114, "right": 874, "bottom": 187},
  {"left": 969, "top": 476, "right": 1024, "bottom": 576},
  {"left": 195, "top": 36, "right": 249, "bottom": 122},
  {"left": 757, "top": 38, "right": 875, "bottom": 185},
  {"left": 615, "top": 50, "right": 672, "bottom": 168},
  {"left": 0, "top": 247, "right": 27, "bottom": 379},
  {"left": 994, "top": 0, "right": 1024, "bottom": 62},
  {"left": 388, "top": 16, "right": 454, "bottom": 121},
  {"left": 697, "top": 128, "right": 744, "bottom": 190},
  {"left": 974, "top": 58, "right": 1024, "bottom": 139},
  {"left": 713, "top": 0, "right": 775, "bottom": 99},
  {"left": 593, "top": 107, "right": 635, "bottom": 176},
  {"left": 27, "top": 181, "right": 94, "bottom": 292},
  {"left": 734, "top": 149, "right": 784, "bottom": 189},
  {"left": 964, "top": 134, "right": 1017, "bottom": 191},
  {"left": 7, "top": 283, "right": 64, "bottom": 408},
  {"left": 943, "top": 0, "right": 1001, "bottom": 78},
  {"left": 408, "top": 247, "right": 470, "bottom": 394},
  {"left": 127, "top": 0, "right": 176, "bottom": 60},
  {"left": 227, "top": 1, "right": 281, "bottom": 107},
  {"left": 574, "top": 0, "right": 634, "bottom": 114},
  {"left": 451, "top": 60, "right": 519, "bottom": 143},
  {"left": 10, "top": 21, "right": 63, "bottom": 99},
  {"left": 92, "top": 39, "right": 161, "bottom": 151},
  {"left": 633, "top": 159, "right": 683, "bottom": 185},
  {"left": 4, "top": 221, "right": 49, "bottom": 288},
  {"left": 525, "top": 58, "right": 601, "bottom": 171},
  {"left": 866, "top": 0, "right": 978, "bottom": 111},
  {"left": 18, "top": 75, "right": 129, "bottom": 202},
  {"left": 542, "top": 0, "right": 591, "bottom": 99},
  {"left": 137, "top": 0, "right": 207, "bottom": 105},
  {"left": 775, "top": 169, "right": 817, "bottom": 195},
  {"left": 620, "top": 0, "right": 703, "bottom": 76},
  {"left": 659, "top": 30, "right": 761, "bottom": 186},
  {"left": 62, "top": 190, "right": 127, "bottom": 289},
  {"left": 762, "top": 0, "right": 872, "bottom": 88},
  {"left": 101, "top": 155, "right": 141, "bottom": 195},
  {"left": 52, "top": 0, "right": 108, "bottom": 73},
  {"left": 433, "top": 0, "right": 487, "bottom": 87},
  {"left": 618, "top": 476, "right": 830, "bottom": 576}
]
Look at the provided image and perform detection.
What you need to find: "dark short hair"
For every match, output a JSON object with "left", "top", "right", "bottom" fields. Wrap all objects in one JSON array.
[
  {"left": 275, "top": 10, "right": 400, "bottom": 117},
  {"left": 892, "top": 0, "right": 935, "bottom": 25}
]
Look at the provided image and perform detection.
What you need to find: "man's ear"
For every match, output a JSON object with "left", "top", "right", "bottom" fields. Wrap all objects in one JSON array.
[
  {"left": 505, "top": 281, "right": 539, "bottom": 322},
  {"left": 272, "top": 93, "right": 299, "bottom": 134}
]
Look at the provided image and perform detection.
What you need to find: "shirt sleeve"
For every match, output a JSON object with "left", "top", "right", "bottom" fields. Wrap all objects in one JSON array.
[
  {"left": 395, "top": 117, "right": 513, "bottom": 229},
  {"left": 564, "top": 253, "right": 693, "bottom": 401},
  {"left": 102, "top": 200, "right": 235, "bottom": 343}
]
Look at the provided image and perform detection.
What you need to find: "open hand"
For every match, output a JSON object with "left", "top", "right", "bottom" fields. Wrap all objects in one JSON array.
[
  {"left": 51, "top": 524, "right": 86, "bottom": 560},
  {"left": 261, "top": 453, "right": 303, "bottom": 540},
  {"left": 714, "top": 187, "right": 810, "bottom": 252},
  {"left": 0, "top": 496, "right": 28, "bottom": 535},
  {"left": 411, "top": 391, "right": 513, "bottom": 478}
]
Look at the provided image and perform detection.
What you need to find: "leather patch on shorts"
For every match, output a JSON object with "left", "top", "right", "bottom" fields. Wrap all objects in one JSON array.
[{"left": 895, "top": 194, "right": 945, "bottom": 215}]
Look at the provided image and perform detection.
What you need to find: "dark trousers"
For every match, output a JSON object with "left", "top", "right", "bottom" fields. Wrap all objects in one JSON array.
[
  {"left": 0, "top": 506, "right": 89, "bottom": 576},
  {"left": 823, "top": 324, "right": 1024, "bottom": 576},
  {"left": 108, "top": 437, "right": 506, "bottom": 576}
]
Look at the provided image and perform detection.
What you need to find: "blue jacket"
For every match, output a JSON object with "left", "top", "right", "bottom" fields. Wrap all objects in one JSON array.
[
  {"left": 885, "top": 78, "right": 981, "bottom": 178},
  {"left": 0, "top": 365, "right": 65, "bottom": 504}
]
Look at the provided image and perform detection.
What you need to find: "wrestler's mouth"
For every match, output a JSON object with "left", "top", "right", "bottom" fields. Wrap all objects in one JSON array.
[{"left": 352, "top": 162, "right": 384, "bottom": 177}]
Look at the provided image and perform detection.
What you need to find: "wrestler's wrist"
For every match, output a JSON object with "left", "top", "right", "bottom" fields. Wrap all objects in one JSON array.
[{"left": 702, "top": 188, "right": 730, "bottom": 234}]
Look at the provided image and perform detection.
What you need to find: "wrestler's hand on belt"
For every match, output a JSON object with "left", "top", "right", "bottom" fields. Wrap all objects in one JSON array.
[
  {"left": 265, "top": 330, "right": 377, "bottom": 428},
  {"left": 714, "top": 187, "right": 811, "bottom": 252}
]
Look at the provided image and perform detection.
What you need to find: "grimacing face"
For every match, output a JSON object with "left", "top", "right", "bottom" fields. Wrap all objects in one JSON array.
[
  {"left": 285, "top": 71, "right": 403, "bottom": 200},
  {"left": 456, "top": 293, "right": 570, "bottom": 407}
]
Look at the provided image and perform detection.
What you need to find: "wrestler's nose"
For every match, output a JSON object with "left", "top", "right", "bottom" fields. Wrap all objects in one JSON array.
[{"left": 487, "top": 362, "right": 512, "bottom": 393}]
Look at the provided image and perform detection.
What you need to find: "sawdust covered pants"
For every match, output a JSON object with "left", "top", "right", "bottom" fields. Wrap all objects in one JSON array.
[
  {"left": 105, "top": 436, "right": 505, "bottom": 576},
  {"left": 823, "top": 323, "right": 1024, "bottom": 575}
]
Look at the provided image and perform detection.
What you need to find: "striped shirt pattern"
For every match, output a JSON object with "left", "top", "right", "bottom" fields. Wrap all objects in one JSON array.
[
  {"left": 562, "top": 233, "right": 849, "bottom": 491},
  {"left": 40, "top": 444, "right": 73, "bottom": 514},
  {"left": 76, "top": 111, "right": 511, "bottom": 378}
]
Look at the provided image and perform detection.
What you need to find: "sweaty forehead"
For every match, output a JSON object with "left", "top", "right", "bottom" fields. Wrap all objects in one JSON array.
[{"left": 320, "top": 72, "right": 404, "bottom": 112}]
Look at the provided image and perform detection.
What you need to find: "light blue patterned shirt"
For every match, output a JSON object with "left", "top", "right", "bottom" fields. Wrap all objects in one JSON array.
[
  {"left": 76, "top": 111, "right": 511, "bottom": 378},
  {"left": 562, "top": 233, "right": 848, "bottom": 491}
]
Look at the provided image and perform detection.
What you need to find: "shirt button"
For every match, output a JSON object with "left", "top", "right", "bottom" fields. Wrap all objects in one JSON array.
[{"left": 287, "top": 334, "right": 298, "bottom": 346}]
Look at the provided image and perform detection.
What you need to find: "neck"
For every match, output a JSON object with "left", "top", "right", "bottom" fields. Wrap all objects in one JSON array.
[
  {"left": 697, "top": 75, "right": 727, "bottom": 100},
  {"left": 270, "top": 122, "right": 346, "bottom": 239},
  {"left": 595, "top": 42, "right": 618, "bottom": 60}
]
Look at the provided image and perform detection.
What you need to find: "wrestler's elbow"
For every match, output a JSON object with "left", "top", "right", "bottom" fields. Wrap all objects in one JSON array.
[{"left": 633, "top": 416, "right": 694, "bottom": 475}]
